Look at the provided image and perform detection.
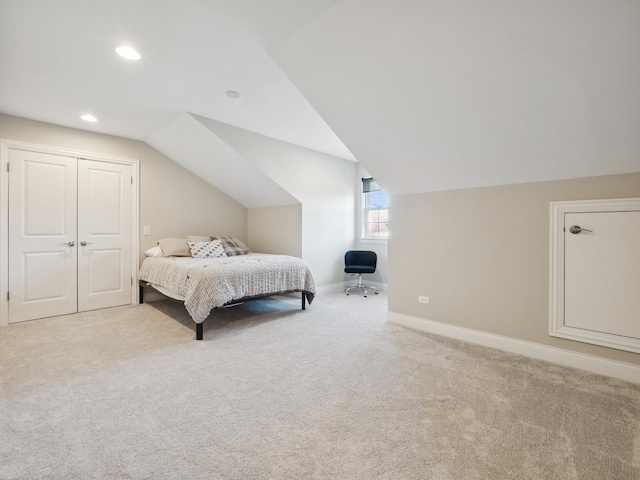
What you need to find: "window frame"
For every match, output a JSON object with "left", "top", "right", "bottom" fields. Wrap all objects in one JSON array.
[{"left": 360, "top": 178, "right": 389, "bottom": 243}]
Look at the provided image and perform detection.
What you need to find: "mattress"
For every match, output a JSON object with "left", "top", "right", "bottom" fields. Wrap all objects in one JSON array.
[{"left": 138, "top": 253, "right": 316, "bottom": 323}]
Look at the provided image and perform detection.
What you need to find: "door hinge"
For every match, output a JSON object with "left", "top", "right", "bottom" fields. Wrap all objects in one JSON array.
[
  {"left": 131, "top": 277, "right": 133, "bottom": 286},
  {"left": 6, "top": 163, "right": 9, "bottom": 173},
  {"left": 131, "top": 176, "right": 133, "bottom": 185},
  {"left": 6, "top": 291, "right": 9, "bottom": 301}
]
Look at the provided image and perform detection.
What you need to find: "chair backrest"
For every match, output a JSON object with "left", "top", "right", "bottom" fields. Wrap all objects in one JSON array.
[{"left": 345, "top": 250, "right": 377, "bottom": 269}]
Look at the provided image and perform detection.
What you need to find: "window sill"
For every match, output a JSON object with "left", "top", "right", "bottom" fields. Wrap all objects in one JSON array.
[{"left": 359, "top": 237, "right": 388, "bottom": 245}]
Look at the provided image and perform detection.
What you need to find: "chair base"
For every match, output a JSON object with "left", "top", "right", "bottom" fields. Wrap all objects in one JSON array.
[{"left": 345, "top": 273, "right": 379, "bottom": 297}]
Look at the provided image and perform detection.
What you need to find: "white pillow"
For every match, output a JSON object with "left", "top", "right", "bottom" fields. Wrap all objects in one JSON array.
[
  {"left": 187, "top": 240, "right": 226, "bottom": 259},
  {"left": 144, "top": 246, "right": 163, "bottom": 257}
]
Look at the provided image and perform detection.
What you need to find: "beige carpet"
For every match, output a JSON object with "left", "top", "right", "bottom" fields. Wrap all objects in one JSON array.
[{"left": 1, "top": 291, "right": 639, "bottom": 479}]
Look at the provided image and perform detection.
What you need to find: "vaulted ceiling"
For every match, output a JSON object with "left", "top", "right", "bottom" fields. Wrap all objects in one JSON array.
[
  {"left": 271, "top": 0, "right": 640, "bottom": 195},
  {"left": 1, "top": 0, "right": 638, "bottom": 201},
  {"left": 0, "top": 0, "right": 353, "bottom": 161}
]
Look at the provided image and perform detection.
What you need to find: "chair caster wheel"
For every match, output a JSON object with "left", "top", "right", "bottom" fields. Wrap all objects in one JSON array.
[{"left": 375, "top": 292, "right": 379, "bottom": 295}]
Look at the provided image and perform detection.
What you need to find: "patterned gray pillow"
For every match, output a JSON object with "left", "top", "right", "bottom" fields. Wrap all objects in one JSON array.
[
  {"left": 212, "top": 237, "right": 250, "bottom": 256},
  {"left": 187, "top": 240, "right": 226, "bottom": 259}
]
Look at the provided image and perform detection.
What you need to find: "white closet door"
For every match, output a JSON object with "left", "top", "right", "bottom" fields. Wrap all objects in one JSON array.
[
  {"left": 564, "top": 211, "right": 640, "bottom": 339},
  {"left": 8, "top": 150, "right": 78, "bottom": 323},
  {"left": 77, "top": 159, "right": 132, "bottom": 312}
]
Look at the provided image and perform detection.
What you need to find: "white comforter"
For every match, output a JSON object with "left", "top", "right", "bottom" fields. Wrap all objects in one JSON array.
[{"left": 138, "top": 253, "right": 316, "bottom": 323}]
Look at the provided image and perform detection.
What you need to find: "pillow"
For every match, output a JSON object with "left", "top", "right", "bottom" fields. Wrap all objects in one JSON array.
[
  {"left": 144, "top": 246, "right": 163, "bottom": 257},
  {"left": 187, "top": 235, "right": 212, "bottom": 242},
  {"left": 158, "top": 238, "right": 191, "bottom": 257},
  {"left": 212, "top": 236, "right": 250, "bottom": 256},
  {"left": 188, "top": 240, "right": 226, "bottom": 259}
]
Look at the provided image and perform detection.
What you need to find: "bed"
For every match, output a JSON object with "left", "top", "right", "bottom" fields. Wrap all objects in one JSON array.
[{"left": 138, "top": 253, "right": 316, "bottom": 339}]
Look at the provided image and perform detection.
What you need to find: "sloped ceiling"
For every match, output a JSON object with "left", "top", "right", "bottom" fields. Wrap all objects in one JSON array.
[
  {"left": 1, "top": 0, "right": 638, "bottom": 202},
  {"left": 0, "top": 0, "right": 354, "bottom": 160},
  {"left": 194, "top": 114, "right": 356, "bottom": 199},
  {"left": 148, "top": 112, "right": 354, "bottom": 210},
  {"left": 147, "top": 113, "right": 299, "bottom": 208},
  {"left": 270, "top": 0, "right": 640, "bottom": 195}
]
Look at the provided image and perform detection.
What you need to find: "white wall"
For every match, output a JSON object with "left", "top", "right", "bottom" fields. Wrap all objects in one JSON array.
[
  {"left": 197, "top": 117, "right": 356, "bottom": 286},
  {"left": 353, "top": 163, "right": 387, "bottom": 290}
]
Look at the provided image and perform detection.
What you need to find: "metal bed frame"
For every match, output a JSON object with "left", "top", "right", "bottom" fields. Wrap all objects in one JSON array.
[{"left": 139, "top": 282, "right": 308, "bottom": 340}]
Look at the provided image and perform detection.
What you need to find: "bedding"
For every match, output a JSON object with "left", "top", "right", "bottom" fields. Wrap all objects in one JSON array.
[
  {"left": 138, "top": 253, "right": 316, "bottom": 324},
  {"left": 144, "top": 246, "right": 163, "bottom": 257},
  {"left": 212, "top": 236, "right": 250, "bottom": 256},
  {"left": 187, "top": 239, "right": 226, "bottom": 258}
]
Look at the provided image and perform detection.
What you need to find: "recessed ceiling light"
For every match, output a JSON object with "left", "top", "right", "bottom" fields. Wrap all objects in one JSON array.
[
  {"left": 116, "top": 46, "right": 141, "bottom": 60},
  {"left": 225, "top": 90, "right": 240, "bottom": 99},
  {"left": 81, "top": 114, "right": 98, "bottom": 122}
]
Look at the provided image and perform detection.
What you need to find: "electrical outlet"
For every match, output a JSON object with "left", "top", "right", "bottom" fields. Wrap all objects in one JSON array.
[
  {"left": 418, "top": 296, "right": 430, "bottom": 304},
  {"left": 143, "top": 225, "right": 151, "bottom": 236}
]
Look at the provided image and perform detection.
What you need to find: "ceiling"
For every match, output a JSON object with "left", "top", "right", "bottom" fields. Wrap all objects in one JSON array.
[
  {"left": 1, "top": 0, "right": 639, "bottom": 197},
  {"left": 271, "top": 0, "right": 640, "bottom": 195},
  {"left": 0, "top": 0, "right": 355, "bottom": 160}
]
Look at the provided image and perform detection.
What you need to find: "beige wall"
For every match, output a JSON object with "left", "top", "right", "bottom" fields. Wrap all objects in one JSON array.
[
  {"left": 0, "top": 114, "right": 247, "bottom": 261},
  {"left": 248, "top": 204, "right": 302, "bottom": 257},
  {"left": 389, "top": 173, "right": 640, "bottom": 366}
]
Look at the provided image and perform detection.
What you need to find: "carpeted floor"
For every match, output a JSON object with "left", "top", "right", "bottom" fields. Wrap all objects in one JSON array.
[{"left": 1, "top": 291, "right": 639, "bottom": 479}]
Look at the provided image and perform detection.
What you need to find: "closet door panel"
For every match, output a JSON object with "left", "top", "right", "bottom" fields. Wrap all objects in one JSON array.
[
  {"left": 8, "top": 149, "right": 78, "bottom": 323},
  {"left": 77, "top": 159, "right": 132, "bottom": 312}
]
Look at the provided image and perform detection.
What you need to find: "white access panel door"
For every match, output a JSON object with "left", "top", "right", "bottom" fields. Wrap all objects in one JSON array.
[
  {"left": 77, "top": 159, "right": 132, "bottom": 312},
  {"left": 8, "top": 149, "right": 78, "bottom": 323},
  {"left": 564, "top": 211, "right": 640, "bottom": 340}
]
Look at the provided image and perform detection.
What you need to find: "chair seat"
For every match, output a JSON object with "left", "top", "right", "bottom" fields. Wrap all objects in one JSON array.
[{"left": 345, "top": 265, "right": 376, "bottom": 274}]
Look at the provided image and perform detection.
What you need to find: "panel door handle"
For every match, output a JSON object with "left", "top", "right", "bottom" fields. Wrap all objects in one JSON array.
[
  {"left": 80, "top": 241, "right": 93, "bottom": 246},
  {"left": 569, "top": 225, "right": 593, "bottom": 234},
  {"left": 59, "top": 241, "right": 75, "bottom": 246}
]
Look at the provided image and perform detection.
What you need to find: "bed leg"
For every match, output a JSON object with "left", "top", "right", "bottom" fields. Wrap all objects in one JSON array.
[
  {"left": 139, "top": 285, "right": 144, "bottom": 304},
  {"left": 302, "top": 293, "right": 306, "bottom": 310},
  {"left": 196, "top": 323, "right": 203, "bottom": 340}
]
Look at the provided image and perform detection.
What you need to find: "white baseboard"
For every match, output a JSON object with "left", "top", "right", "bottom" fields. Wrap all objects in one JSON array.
[{"left": 387, "top": 311, "right": 640, "bottom": 384}]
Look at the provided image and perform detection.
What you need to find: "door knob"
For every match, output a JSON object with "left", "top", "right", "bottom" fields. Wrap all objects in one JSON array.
[
  {"left": 59, "top": 241, "right": 75, "bottom": 246},
  {"left": 569, "top": 225, "right": 593, "bottom": 234},
  {"left": 80, "top": 241, "right": 93, "bottom": 246}
]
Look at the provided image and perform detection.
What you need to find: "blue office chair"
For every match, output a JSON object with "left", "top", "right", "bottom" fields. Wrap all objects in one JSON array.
[{"left": 344, "top": 250, "right": 378, "bottom": 297}]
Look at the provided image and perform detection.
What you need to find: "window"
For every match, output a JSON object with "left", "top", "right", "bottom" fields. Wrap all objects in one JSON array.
[{"left": 362, "top": 177, "right": 389, "bottom": 239}]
